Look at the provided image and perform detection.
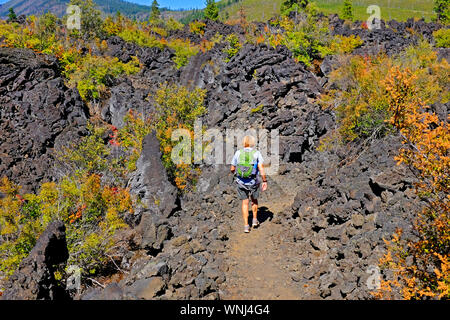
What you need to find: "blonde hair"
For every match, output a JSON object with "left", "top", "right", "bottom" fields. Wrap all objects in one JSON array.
[{"left": 242, "top": 135, "right": 256, "bottom": 148}]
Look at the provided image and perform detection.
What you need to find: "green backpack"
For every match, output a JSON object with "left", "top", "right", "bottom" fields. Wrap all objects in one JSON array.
[{"left": 236, "top": 149, "right": 257, "bottom": 179}]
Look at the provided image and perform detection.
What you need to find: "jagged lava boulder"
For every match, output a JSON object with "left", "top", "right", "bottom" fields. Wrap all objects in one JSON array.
[
  {"left": 127, "top": 132, "right": 178, "bottom": 247},
  {"left": 0, "top": 47, "right": 88, "bottom": 193}
]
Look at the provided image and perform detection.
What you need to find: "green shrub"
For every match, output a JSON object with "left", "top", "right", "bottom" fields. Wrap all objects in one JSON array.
[
  {"left": 58, "top": 123, "right": 112, "bottom": 174},
  {"left": 224, "top": 34, "right": 241, "bottom": 62},
  {"left": 153, "top": 83, "right": 207, "bottom": 191},
  {"left": 0, "top": 16, "right": 64, "bottom": 55},
  {"left": 0, "top": 178, "right": 42, "bottom": 277},
  {"left": 321, "top": 34, "right": 364, "bottom": 56},
  {"left": 204, "top": 0, "right": 219, "bottom": 21},
  {"left": 7, "top": 7, "right": 16, "bottom": 22},
  {"left": 117, "top": 28, "right": 163, "bottom": 49},
  {"left": 342, "top": 0, "right": 354, "bottom": 21},
  {"left": 261, "top": 14, "right": 361, "bottom": 66},
  {"left": 117, "top": 111, "right": 153, "bottom": 172},
  {"left": 165, "top": 17, "right": 184, "bottom": 31},
  {"left": 35, "top": 12, "right": 59, "bottom": 51},
  {"left": 433, "top": 28, "right": 450, "bottom": 47},
  {"left": 281, "top": 0, "right": 309, "bottom": 16},
  {"left": 66, "top": 55, "right": 141, "bottom": 101},
  {"left": 0, "top": 14, "right": 125, "bottom": 100},
  {"left": 116, "top": 27, "right": 199, "bottom": 69},
  {"left": 434, "top": 0, "right": 450, "bottom": 24},
  {"left": 168, "top": 38, "right": 200, "bottom": 68},
  {"left": 251, "top": 104, "right": 264, "bottom": 113},
  {"left": 279, "top": 15, "right": 331, "bottom": 66},
  {"left": 189, "top": 20, "right": 206, "bottom": 35}
]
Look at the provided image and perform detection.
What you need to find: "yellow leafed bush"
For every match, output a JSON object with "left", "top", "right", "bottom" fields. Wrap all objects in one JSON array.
[
  {"left": 0, "top": 174, "right": 132, "bottom": 278},
  {"left": 153, "top": 83, "right": 207, "bottom": 191}
]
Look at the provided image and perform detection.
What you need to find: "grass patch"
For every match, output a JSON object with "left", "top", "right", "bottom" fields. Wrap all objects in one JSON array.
[{"left": 219, "top": 0, "right": 436, "bottom": 22}]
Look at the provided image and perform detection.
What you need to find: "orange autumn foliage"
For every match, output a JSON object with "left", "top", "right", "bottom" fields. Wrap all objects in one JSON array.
[{"left": 373, "top": 67, "right": 450, "bottom": 300}]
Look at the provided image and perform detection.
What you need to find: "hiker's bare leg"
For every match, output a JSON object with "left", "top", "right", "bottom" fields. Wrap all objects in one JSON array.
[
  {"left": 242, "top": 199, "right": 249, "bottom": 226},
  {"left": 251, "top": 198, "right": 258, "bottom": 221}
]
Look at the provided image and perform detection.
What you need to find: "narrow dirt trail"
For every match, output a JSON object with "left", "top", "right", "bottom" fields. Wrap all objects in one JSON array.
[{"left": 221, "top": 174, "right": 304, "bottom": 299}]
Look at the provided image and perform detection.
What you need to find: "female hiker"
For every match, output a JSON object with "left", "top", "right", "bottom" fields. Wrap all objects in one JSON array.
[{"left": 230, "top": 135, "right": 268, "bottom": 233}]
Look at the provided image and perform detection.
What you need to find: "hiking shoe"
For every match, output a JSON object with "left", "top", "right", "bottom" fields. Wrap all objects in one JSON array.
[
  {"left": 252, "top": 219, "right": 260, "bottom": 228},
  {"left": 244, "top": 225, "right": 250, "bottom": 233}
]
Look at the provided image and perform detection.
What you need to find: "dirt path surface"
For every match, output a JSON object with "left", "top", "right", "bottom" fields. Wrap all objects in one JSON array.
[{"left": 221, "top": 174, "right": 304, "bottom": 299}]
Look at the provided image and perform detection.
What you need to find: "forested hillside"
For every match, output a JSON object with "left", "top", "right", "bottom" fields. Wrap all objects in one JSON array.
[{"left": 0, "top": 0, "right": 153, "bottom": 19}]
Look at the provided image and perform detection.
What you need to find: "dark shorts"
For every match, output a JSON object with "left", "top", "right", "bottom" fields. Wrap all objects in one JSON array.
[{"left": 236, "top": 181, "right": 260, "bottom": 200}]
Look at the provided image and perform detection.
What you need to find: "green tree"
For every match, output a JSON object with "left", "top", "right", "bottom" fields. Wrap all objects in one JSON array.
[
  {"left": 37, "top": 12, "right": 59, "bottom": 50},
  {"left": 7, "top": 8, "right": 17, "bottom": 22},
  {"left": 434, "top": 0, "right": 450, "bottom": 24},
  {"left": 342, "top": 0, "right": 354, "bottom": 21},
  {"left": 149, "top": 0, "right": 161, "bottom": 25},
  {"left": 204, "top": 0, "right": 219, "bottom": 21},
  {"left": 39, "top": 12, "right": 58, "bottom": 34},
  {"left": 68, "top": 0, "right": 103, "bottom": 39},
  {"left": 238, "top": 4, "right": 248, "bottom": 30},
  {"left": 281, "top": 0, "right": 309, "bottom": 14}
]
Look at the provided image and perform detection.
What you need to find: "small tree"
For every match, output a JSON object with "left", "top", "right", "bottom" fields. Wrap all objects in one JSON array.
[
  {"left": 434, "top": 0, "right": 450, "bottom": 24},
  {"left": 204, "top": 0, "right": 219, "bottom": 21},
  {"left": 68, "top": 0, "right": 103, "bottom": 39},
  {"left": 238, "top": 5, "right": 248, "bottom": 31},
  {"left": 37, "top": 12, "right": 59, "bottom": 50},
  {"left": 342, "top": 0, "right": 354, "bottom": 21},
  {"left": 149, "top": 0, "right": 161, "bottom": 25},
  {"left": 7, "top": 8, "right": 17, "bottom": 22},
  {"left": 281, "top": 0, "right": 309, "bottom": 14}
]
